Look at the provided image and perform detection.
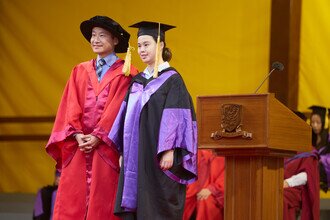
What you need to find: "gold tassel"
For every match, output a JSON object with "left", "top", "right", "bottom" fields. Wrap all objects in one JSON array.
[
  {"left": 153, "top": 23, "right": 161, "bottom": 78},
  {"left": 122, "top": 44, "right": 134, "bottom": 76}
]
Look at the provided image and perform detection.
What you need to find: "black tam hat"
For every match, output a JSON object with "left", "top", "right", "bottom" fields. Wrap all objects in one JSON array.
[
  {"left": 80, "top": 15, "right": 130, "bottom": 53},
  {"left": 129, "top": 21, "right": 175, "bottom": 42}
]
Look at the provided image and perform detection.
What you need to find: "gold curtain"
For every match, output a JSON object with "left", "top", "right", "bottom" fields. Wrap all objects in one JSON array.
[
  {"left": 298, "top": 0, "right": 330, "bottom": 110},
  {"left": 9, "top": 0, "right": 330, "bottom": 193}
]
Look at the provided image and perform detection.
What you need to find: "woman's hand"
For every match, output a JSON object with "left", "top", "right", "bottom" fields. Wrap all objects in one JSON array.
[
  {"left": 76, "top": 134, "right": 100, "bottom": 153},
  {"left": 159, "top": 150, "right": 174, "bottom": 170}
]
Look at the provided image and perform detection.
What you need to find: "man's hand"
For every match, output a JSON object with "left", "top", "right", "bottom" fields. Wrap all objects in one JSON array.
[
  {"left": 76, "top": 134, "right": 100, "bottom": 153},
  {"left": 75, "top": 133, "right": 85, "bottom": 146},
  {"left": 159, "top": 150, "right": 174, "bottom": 170},
  {"left": 197, "top": 188, "right": 212, "bottom": 200}
]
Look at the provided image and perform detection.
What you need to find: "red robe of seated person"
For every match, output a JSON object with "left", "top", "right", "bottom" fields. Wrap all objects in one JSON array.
[
  {"left": 183, "top": 149, "right": 225, "bottom": 220},
  {"left": 283, "top": 152, "right": 319, "bottom": 220}
]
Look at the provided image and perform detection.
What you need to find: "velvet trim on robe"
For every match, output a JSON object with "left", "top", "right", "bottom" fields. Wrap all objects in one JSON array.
[
  {"left": 109, "top": 68, "right": 197, "bottom": 219},
  {"left": 320, "top": 152, "right": 330, "bottom": 189},
  {"left": 317, "top": 143, "right": 330, "bottom": 191},
  {"left": 313, "top": 133, "right": 330, "bottom": 192}
]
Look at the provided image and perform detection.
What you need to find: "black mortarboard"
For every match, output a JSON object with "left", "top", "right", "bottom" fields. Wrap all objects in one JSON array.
[
  {"left": 309, "top": 105, "right": 328, "bottom": 128},
  {"left": 80, "top": 16, "right": 130, "bottom": 53},
  {"left": 129, "top": 21, "right": 175, "bottom": 42},
  {"left": 293, "top": 111, "right": 307, "bottom": 122}
]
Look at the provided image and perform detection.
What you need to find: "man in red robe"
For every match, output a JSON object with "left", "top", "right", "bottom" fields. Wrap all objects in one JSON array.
[
  {"left": 183, "top": 150, "right": 225, "bottom": 220},
  {"left": 46, "top": 15, "right": 138, "bottom": 220},
  {"left": 283, "top": 152, "right": 320, "bottom": 220}
]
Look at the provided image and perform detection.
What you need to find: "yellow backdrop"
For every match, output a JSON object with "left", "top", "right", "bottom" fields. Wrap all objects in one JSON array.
[
  {"left": 0, "top": 0, "right": 328, "bottom": 193},
  {"left": 298, "top": 0, "right": 330, "bottom": 110}
]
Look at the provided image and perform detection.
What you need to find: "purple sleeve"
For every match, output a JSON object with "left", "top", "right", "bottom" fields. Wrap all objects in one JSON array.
[
  {"left": 108, "top": 101, "right": 127, "bottom": 152},
  {"left": 158, "top": 108, "right": 197, "bottom": 184},
  {"left": 33, "top": 189, "right": 44, "bottom": 217}
]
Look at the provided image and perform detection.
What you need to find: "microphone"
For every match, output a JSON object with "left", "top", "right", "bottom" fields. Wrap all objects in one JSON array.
[{"left": 254, "top": 61, "right": 284, "bottom": 93}]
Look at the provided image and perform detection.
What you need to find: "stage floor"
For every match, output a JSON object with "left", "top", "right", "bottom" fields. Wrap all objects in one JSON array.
[{"left": 0, "top": 193, "right": 329, "bottom": 220}]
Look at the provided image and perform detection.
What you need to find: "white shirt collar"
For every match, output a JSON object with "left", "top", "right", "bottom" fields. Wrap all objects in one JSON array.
[
  {"left": 97, "top": 53, "right": 118, "bottom": 67},
  {"left": 143, "top": 62, "right": 170, "bottom": 79}
]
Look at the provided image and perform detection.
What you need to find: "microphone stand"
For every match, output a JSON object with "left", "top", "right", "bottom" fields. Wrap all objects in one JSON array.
[{"left": 254, "top": 68, "right": 276, "bottom": 93}]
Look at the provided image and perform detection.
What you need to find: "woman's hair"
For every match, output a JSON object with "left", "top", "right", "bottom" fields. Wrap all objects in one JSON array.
[
  {"left": 162, "top": 44, "right": 172, "bottom": 62},
  {"left": 151, "top": 36, "right": 172, "bottom": 62}
]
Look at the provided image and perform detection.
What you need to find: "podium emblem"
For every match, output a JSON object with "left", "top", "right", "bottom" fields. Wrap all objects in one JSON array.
[{"left": 211, "top": 104, "right": 252, "bottom": 139}]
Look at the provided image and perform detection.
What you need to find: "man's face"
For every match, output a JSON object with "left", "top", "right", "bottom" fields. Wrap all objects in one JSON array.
[{"left": 90, "top": 27, "right": 118, "bottom": 57}]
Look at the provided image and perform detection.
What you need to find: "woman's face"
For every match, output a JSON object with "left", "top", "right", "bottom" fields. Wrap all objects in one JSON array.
[
  {"left": 311, "top": 114, "right": 323, "bottom": 134},
  {"left": 137, "top": 35, "right": 157, "bottom": 65}
]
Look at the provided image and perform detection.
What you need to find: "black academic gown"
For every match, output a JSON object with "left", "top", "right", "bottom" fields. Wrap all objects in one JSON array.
[
  {"left": 112, "top": 68, "right": 197, "bottom": 220},
  {"left": 33, "top": 185, "right": 57, "bottom": 220}
]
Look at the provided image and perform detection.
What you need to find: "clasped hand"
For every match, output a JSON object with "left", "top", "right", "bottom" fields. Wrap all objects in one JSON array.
[{"left": 75, "top": 134, "right": 100, "bottom": 153}]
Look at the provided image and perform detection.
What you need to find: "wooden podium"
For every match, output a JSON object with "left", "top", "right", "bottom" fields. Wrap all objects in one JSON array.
[{"left": 197, "top": 94, "right": 311, "bottom": 220}]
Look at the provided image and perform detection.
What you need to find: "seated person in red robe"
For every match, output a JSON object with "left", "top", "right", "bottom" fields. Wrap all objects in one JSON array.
[
  {"left": 283, "top": 152, "right": 320, "bottom": 220},
  {"left": 183, "top": 149, "right": 225, "bottom": 220}
]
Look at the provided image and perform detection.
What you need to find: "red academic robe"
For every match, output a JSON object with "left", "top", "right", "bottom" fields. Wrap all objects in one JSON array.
[
  {"left": 46, "top": 59, "right": 138, "bottom": 220},
  {"left": 283, "top": 154, "right": 320, "bottom": 220},
  {"left": 183, "top": 150, "right": 225, "bottom": 220}
]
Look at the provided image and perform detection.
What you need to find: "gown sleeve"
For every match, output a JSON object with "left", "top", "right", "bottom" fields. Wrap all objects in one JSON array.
[
  {"left": 157, "top": 74, "right": 198, "bottom": 183},
  {"left": 46, "top": 66, "right": 83, "bottom": 170}
]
